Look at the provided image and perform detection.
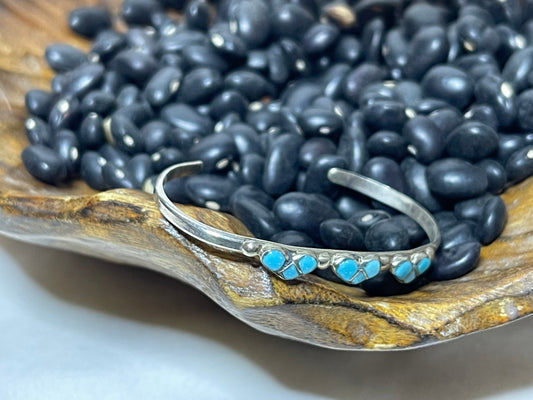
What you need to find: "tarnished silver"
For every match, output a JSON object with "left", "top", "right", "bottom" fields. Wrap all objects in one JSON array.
[{"left": 154, "top": 161, "right": 441, "bottom": 285}]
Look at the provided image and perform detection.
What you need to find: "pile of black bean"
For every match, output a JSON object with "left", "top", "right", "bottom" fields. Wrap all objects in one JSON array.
[{"left": 21, "top": 0, "right": 533, "bottom": 295}]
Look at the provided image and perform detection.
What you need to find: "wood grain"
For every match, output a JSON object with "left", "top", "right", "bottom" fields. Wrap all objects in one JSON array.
[{"left": 1, "top": 0, "right": 533, "bottom": 350}]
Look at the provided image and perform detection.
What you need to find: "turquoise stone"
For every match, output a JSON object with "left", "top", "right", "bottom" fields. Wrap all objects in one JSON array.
[
  {"left": 363, "top": 260, "right": 381, "bottom": 279},
  {"left": 281, "top": 264, "right": 300, "bottom": 280},
  {"left": 261, "top": 250, "right": 286, "bottom": 272},
  {"left": 416, "top": 257, "right": 431, "bottom": 274},
  {"left": 336, "top": 259, "right": 358, "bottom": 281},
  {"left": 404, "top": 270, "right": 417, "bottom": 283},
  {"left": 393, "top": 261, "right": 413, "bottom": 282},
  {"left": 297, "top": 255, "right": 317, "bottom": 274},
  {"left": 351, "top": 271, "right": 366, "bottom": 285}
]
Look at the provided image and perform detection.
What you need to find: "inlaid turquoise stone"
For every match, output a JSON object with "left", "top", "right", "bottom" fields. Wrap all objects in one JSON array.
[
  {"left": 393, "top": 260, "right": 413, "bottom": 282},
  {"left": 297, "top": 255, "right": 317, "bottom": 274},
  {"left": 281, "top": 264, "right": 300, "bottom": 280},
  {"left": 363, "top": 260, "right": 381, "bottom": 279},
  {"left": 404, "top": 270, "right": 417, "bottom": 283},
  {"left": 336, "top": 259, "right": 358, "bottom": 281},
  {"left": 261, "top": 249, "right": 286, "bottom": 272},
  {"left": 351, "top": 271, "right": 366, "bottom": 284},
  {"left": 416, "top": 257, "right": 431, "bottom": 274}
]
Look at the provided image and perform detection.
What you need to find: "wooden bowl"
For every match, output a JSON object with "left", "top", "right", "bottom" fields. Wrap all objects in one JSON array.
[{"left": 1, "top": 0, "right": 533, "bottom": 350}]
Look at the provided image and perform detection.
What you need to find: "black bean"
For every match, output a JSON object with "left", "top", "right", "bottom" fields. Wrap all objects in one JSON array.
[
  {"left": 266, "top": 43, "right": 290, "bottom": 85},
  {"left": 121, "top": 0, "right": 161, "bottom": 26},
  {"left": 427, "top": 158, "right": 488, "bottom": 199},
  {"left": 126, "top": 153, "right": 153, "bottom": 189},
  {"left": 238, "top": 154, "right": 265, "bottom": 188},
  {"left": 230, "top": 0, "right": 271, "bottom": 48},
  {"left": 281, "top": 81, "right": 321, "bottom": 114},
  {"left": 342, "top": 62, "right": 387, "bottom": 105},
  {"left": 347, "top": 209, "right": 391, "bottom": 233},
  {"left": 361, "top": 17, "right": 385, "bottom": 63},
  {"left": 297, "top": 108, "right": 343, "bottom": 139},
  {"left": 474, "top": 75, "right": 517, "bottom": 128},
  {"left": 80, "top": 90, "right": 116, "bottom": 116},
  {"left": 502, "top": 47, "right": 533, "bottom": 94},
  {"left": 364, "top": 219, "right": 410, "bottom": 251},
  {"left": 246, "top": 49, "right": 269, "bottom": 72},
  {"left": 22, "top": 145, "right": 68, "bottom": 185},
  {"left": 45, "top": 44, "right": 87, "bottom": 73},
  {"left": 24, "top": 117, "right": 52, "bottom": 146},
  {"left": 362, "top": 156, "right": 406, "bottom": 193},
  {"left": 116, "top": 85, "right": 139, "bottom": 108},
  {"left": 401, "top": 157, "right": 443, "bottom": 213},
  {"left": 144, "top": 66, "right": 182, "bottom": 108},
  {"left": 456, "top": 15, "right": 500, "bottom": 54},
  {"left": 48, "top": 97, "right": 81, "bottom": 132},
  {"left": 476, "top": 159, "right": 507, "bottom": 194},
  {"left": 464, "top": 104, "right": 498, "bottom": 131},
  {"left": 112, "top": 101, "right": 154, "bottom": 127},
  {"left": 271, "top": 3, "right": 315, "bottom": 40},
  {"left": 434, "top": 210, "right": 458, "bottom": 231},
  {"left": 430, "top": 242, "right": 481, "bottom": 281},
  {"left": 25, "top": 90, "right": 55, "bottom": 120},
  {"left": 362, "top": 100, "right": 408, "bottom": 133},
  {"left": 393, "top": 81, "right": 422, "bottom": 108},
  {"left": 100, "top": 71, "right": 126, "bottom": 95},
  {"left": 367, "top": 130, "right": 407, "bottom": 161},
  {"left": 111, "top": 50, "right": 158, "bottom": 84},
  {"left": 517, "top": 88, "right": 533, "bottom": 130},
  {"left": 80, "top": 151, "right": 108, "bottom": 190},
  {"left": 319, "top": 218, "right": 364, "bottom": 250},
  {"left": 495, "top": 24, "right": 525, "bottom": 64},
  {"left": 160, "top": 103, "right": 214, "bottom": 136},
  {"left": 454, "top": 52, "right": 500, "bottom": 80},
  {"left": 209, "top": 24, "right": 248, "bottom": 62},
  {"left": 90, "top": 30, "right": 127, "bottom": 62},
  {"left": 69, "top": 6, "right": 112, "bottom": 38},
  {"left": 99, "top": 144, "right": 130, "bottom": 168},
  {"left": 402, "top": 115, "right": 447, "bottom": 164},
  {"left": 102, "top": 162, "right": 135, "bottom": 189},
  {"left": 246, "top": 104, "right": 281, "bottom": 133},
  {"left": 333, "top": 36, "right": 362, "bottom": 65},
  {"left": 141, "top": 120, "right": 171, "bottom": 153},
  {"left": 127, "top": 27, "right": 158, "bottom": 52},
  {"left": 441, "top": 222, "right": 476, "bottom": 251},
  {"left": 446, "top": 21, "right": 461, "bottom": 63},
  {"left": 224, "top": 70, "right": 276, "bottom": 101},
  {"left": 459, "top": 5, "right": 494, "bottom": 25},
  {"left": 302, "top": 154, "right": 347, "bottom": 195},
  {"left": 168, "top": 129, "right": 201, "bottom": 152},
  {"left": 163, "top": 177, "right": 190, "bottom": 203},
  {"left": 231, "top": 197, "right": 282, "bottom": 239},
  {"left": 382, "top": 28, "right": 408, "bottom": 77},
  {"left": 54, "top": 129, "right": 80, "bottom": 176},
  {"left": 404, "top": 26, "right": 449, "bottom": 80},
  {"left": 178, "top": 67, "right": 223, "bottom": 105},
  {"left": 209, "top": 90, "right": 248, "bottom": 120},
  {"left": 151, "top": 147, "right": 185, "bottom": 173},
  {"left": 427, "top": 107, "right": 463, "bottom": 138},
  {"left": 334, "top": 194, "right": 369, "bottom": 219},
  {"left": 78, "top": 113, "right": 104, "bottom": 150},
  {"left": 421, "top": 65, "right": 474, "bottom": 110},
  {"left": 188, "top": 133, "right": 238, "bottom": 173},
  {"left": 446, "top": 121, "right": 499, "bottom": 162},
  {"left": 301, "top": 23, "right": 340, "bottom": 56},
  {"left": 357, "top": 81, "right": 396, "bottom": 107},
  {"left": 402, "top": 2, "right": 450, "bottom": 38},
  {"left": 230, "top": 185, "right": 274, "bottom": 210},
  {"left": 280, "top": 38, "right": 311, "bottom": 75},
  {"left": 270, "top": 230, "right": 315, "bottom": 247},
  {"left": 226, "top": 123, "right": 262, "bottom": 156},
  {"left": 390, "top": 215, "right": 426, "bottom": 246},
  {"left": 414, "top": 98, "right": 452, "bottom": 115},
  {"left": 476, "top": 195, "right": 507, "bottom": 245},
  {"left": 186, "top": 174, "right": 239, "bottom": 211},
  {"left": 109, "top": 114, "right": 144, "bottom": 154},
  {"left": 181, "top": 45, "right": 228, "bottom": 72},
  {"left": 505, "top": 145, "right": 533, "bottom": 184},
  {"left": 263, "top": 133, "right": 304, "bottom": 196},
  {"left": 62, "top": 63, "right": 105, "bottom": 100},
  {"left": 498, "top": 133, "right": 524, "bottom": 164},
  {"left": 298, "top": 137, "right": 336, "bottom": 169},
  {"left": 159, "top": 29, "right": 207, "bottom": 54},
  {"left": 337, "top": 119, "right": 368, "bottom": 173},
  {"left": 184, "top": 0, "right": 210, "bottom": 31},
  {"left": 273, "top": 192, "right": 339, "bottom": 241}
]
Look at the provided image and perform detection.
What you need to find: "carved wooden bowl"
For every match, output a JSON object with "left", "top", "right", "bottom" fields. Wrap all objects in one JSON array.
[{"left": 1, "top": 0, "right": 533, "bottom": 350}]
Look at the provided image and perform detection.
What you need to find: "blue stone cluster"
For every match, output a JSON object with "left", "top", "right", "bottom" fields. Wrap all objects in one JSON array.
[
  {"left": 260, "top": 249, "right": 318, "bottom": 280},
  {"left": 333, "top": 258, "right": 381, "bottom": 284},
  {"left": 390, "top": 257, "right": 432, "bottom": 284}
]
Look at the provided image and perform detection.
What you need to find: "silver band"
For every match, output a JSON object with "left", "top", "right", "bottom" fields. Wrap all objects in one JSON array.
[{"left": 154, "top": 161, "right": 441, "bottom": 285}]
